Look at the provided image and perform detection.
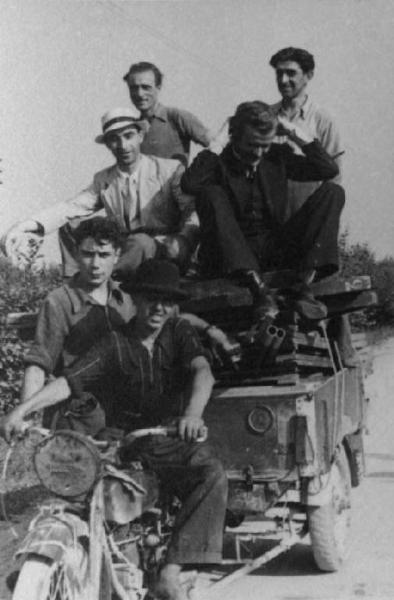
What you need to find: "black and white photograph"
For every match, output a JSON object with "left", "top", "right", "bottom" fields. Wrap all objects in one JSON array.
[{"left": 0, "top": 1, "right": 393, "bottom": 599}]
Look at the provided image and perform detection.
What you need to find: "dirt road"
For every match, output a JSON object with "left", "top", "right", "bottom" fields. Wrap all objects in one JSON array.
[
  {"left": 203, "top": 338, "right": 394, "bottom": 600},
  {"left": 1, "top": 339, "right": 393, "bottom": 599}
]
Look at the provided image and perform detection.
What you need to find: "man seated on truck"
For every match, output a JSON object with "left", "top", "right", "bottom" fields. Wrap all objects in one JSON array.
[
  {"left": 1, "top": 259, "right": 228, "bottom": 600},
  {"left": 2, "top": 107, "right": 199, "bottom": 278},
  {"left": 181, "top": 100, "right": 345, "bottom": 321}
]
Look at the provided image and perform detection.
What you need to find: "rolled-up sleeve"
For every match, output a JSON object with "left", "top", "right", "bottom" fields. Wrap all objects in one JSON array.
[
  {"left": 25, "top": 295, "right": 69, "bottom": 374},
  {"left": 174, "top": 319, "right": 206, "bottom": 369}
]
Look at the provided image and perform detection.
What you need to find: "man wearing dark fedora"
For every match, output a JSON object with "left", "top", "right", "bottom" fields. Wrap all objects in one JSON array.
[
  {"left": 2, "top": 107, "right": 199, "bottom": 279},
  {"left": 1, "top": 259, "right": 228, "bottom": 600}
]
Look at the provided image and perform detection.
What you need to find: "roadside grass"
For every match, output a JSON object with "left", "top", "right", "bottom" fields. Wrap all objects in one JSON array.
[{"left": 365, "top": 325, "right": 394, "bottom": 348}]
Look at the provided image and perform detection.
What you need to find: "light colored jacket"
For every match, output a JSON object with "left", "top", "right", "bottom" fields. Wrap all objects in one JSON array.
[{"left": 35, "top": 155, "right": 199, "bottom": 246}]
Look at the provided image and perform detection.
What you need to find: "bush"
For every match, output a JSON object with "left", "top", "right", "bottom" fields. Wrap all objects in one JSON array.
[
  {"left": 0, "top": 259, "right": 61, "bottom": 413},
  {"left": 339, "top": 230, "right": 394, "bottom": 328}
]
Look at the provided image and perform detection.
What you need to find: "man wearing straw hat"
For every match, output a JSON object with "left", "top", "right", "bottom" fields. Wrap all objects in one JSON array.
[
  {"left": 1, "top": 259, "right": 227, "bottom": 600},
  {"left": 2, "top": 108, "right": 199, "bottom": 278}
]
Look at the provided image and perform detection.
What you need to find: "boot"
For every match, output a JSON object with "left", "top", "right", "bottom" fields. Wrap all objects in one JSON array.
[
  {"left": 240, "top": 269, "right": 279, "bottom": 320},
  {"left": 293, "top": 283, "right": 328, "bottom": 321}
]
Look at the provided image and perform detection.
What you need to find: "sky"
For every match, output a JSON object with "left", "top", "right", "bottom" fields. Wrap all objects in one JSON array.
[{"left": 1, "top": 0, "right": 394, "bottom": 262}]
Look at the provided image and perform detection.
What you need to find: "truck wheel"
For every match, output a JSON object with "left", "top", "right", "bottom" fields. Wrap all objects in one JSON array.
[{"left": 307, "top": 444, "right": 351, "bottom": 572}]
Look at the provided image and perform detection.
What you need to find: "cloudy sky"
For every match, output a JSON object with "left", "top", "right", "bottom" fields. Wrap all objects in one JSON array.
[{"left": 1, "top": 0, "right": 393, "bottom": 261}]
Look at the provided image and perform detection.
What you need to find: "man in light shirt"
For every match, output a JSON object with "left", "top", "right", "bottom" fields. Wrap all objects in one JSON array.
[
  {"left": 3, "top": 108, "right": 199, "bottom": 278},
  {"left": 123, "top": 61, "right": 212, "bottom": 163},
  {"left": 270, "top": 48, "right": 357, "bottom": 366},
  {"left": 270, "top": 47, "right": 342, "bottom": 217}
]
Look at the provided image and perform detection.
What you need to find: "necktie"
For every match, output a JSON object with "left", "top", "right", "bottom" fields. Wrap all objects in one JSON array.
[{"left": 122, "top": 176, "right": 139, "bottom": 229}]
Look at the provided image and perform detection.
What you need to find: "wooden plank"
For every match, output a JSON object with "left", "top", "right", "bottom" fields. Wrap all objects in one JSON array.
[
  {"left": 325, "top": 290, "right": 378, "bottom": 316},
  {"left": 182, "top": 273, "right": 373, "bottom": 313},
  {"left": 282, "top": 331, "right": 329, "bottom": 351},
  {"left": 215, "top": 372, "right": 301, "bottom": 387},
  {"left": 276, "top": 352, "right": 333, "bottom": 369},
  {"left": 6, "top": 311, "right": 38, "bottom": 328},
  {"left": 312, "top": 275, "right": 371, "bottom": 296}
]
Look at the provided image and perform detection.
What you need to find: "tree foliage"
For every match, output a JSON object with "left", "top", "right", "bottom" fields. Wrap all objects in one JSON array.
[
  {"left": 339, "top": 229, "right": 394, "bottom": 327},
  {"left": 0, "top": 259, "right": 61, "bottom": 413}
]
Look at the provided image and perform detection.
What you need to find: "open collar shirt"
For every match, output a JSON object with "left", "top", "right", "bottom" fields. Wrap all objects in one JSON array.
[
  {"left": 64, "top": 316, "right": 205, "bottom": 428},
  {"left": 25, "top": 275, "right": 135, "bottom": 375}
]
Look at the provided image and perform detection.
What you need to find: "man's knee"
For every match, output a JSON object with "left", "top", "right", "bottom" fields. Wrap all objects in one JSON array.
[
  {"left": 126, "top": 233, "right": 157, "bottom": 255},
  {"left": 114, "top": 233, "right": 157, "bottom": 278},
  {"left": 319, "top": 182, "right": 345, "bottom": 209},
  {"left": 190, "top": 445, "right": 227, "bottom": 489}
]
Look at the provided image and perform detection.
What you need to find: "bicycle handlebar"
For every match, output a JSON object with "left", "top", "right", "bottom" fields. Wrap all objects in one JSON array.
[{"left": 18, "top": 423, "right": 208, "bottom": 447}]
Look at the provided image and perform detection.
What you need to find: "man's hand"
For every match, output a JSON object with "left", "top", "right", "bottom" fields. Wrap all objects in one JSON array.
[
  {"left": 155, "top": 235, "right": 190, "bottom": 262},
  {"left": 178, "top": 415, "right": 205, "bottom": 442},
  {"left": 0, "top": 406, "right": 27, "bottom": 444},
  {"left": 277, "top": 115, "right": 313, "bottom": 147},
  {"left": 205, "top": 325, "right": 241, "bottom": 366},
  {"left": 1, "top": 221, "right": 43, "bottom": 266}
]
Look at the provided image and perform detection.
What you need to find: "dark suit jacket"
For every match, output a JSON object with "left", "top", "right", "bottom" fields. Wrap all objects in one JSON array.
[{"left": 181, "top": 141, "right": 339, "bottom": 225}]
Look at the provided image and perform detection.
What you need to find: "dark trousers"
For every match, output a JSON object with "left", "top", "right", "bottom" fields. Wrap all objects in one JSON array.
[
  {"left": 197, "top": 182, "right": 345, "bottom": 279},
  {"left": 133, "top": 437, "right": 228, "bottom": 564}
]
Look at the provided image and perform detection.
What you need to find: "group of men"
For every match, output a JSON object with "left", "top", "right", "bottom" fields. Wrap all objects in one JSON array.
[{"left": 1, "top": 49, "right": 349, "bottom": 600}]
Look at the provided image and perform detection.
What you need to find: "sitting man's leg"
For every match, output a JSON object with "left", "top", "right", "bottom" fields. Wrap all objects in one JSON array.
[
  {"left": 112, "top": 233, "right": 158, "bottom": 279},
  {"left": 135, "top": 437, "right": 228, "bottom": 599},
  {"left": 197, "top": 185, "right": 278, "bottom": 317},
  {"left": 273, "top": 182, "right": 345, "bottom": 319}
]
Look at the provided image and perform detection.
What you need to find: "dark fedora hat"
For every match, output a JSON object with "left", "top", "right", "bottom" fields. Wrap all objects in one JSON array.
[{"left": 119, "top": 259, "right": 190, "bottom": 300}]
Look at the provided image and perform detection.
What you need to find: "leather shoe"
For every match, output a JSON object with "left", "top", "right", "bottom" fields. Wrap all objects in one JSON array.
[{"left": 294, "top": 285, "right": 328, "bottom": 321}]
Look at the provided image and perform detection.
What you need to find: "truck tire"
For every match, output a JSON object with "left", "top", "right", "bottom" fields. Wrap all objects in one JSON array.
[{"left": 307, "top": 444, "right": 351, "bottom": 572}]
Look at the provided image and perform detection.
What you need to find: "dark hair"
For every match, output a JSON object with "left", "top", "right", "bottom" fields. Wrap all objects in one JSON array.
[
  {"left": 229, "top": 101, "right": 277, "bottom": 141},
  {"left": 73, "top": 217, "right": 124, "bottom": 249},
  {"left": 123, "top": 61, "right": 163, "bottom": 87},
  {"left": 269, "top": 47, "right": 315, "bottom": 73}
]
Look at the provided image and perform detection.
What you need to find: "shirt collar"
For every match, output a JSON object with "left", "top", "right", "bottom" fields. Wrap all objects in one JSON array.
[
  {"left": 151, "top": 103, "right": 168, "bottom": 122},
  {"left": 222, "top": 144, "right": 260, "bottom": 176},
  {"left": 276, "top": 94, "right": 311, "bottom": 120},
  {"left": 116, "top": 157, "right": 142, "bottom": 182},
  {"left": 125, "top": 315, "right": 174, "bottom": 349},
  {"left": 65, "top": 275, "right": 124, "bottom": 314}
]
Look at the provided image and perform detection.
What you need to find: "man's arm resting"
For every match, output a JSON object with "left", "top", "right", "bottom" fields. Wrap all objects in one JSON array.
[
  {"left": 178, "top": 355, "right": 215, "bottom": 442},
  {"left": 20, "top": 365, "right": 46, "bottom": 402},
  {"left": 1, "top": 377, "right": 71, "bottom": 443}
]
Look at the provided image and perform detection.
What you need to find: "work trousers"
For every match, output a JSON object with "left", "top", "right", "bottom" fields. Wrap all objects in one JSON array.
[
  {"left": 132, "top": 436, "right": 228, "bottom": 565},
  {"left": 197, "top": 182, "right": 345, "bottom": 279}
]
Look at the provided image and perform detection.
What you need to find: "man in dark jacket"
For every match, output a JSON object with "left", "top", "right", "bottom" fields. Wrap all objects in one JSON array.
[{"left": 181, "top": 100, "right": 344, "bottom": 320}]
